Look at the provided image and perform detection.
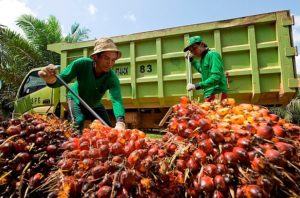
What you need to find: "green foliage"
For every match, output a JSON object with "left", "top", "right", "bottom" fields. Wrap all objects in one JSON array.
[
  {"left": 269, "top": 97, "right": 300, "bottom": 125},
  {"left": 64, "top": 22, "right": 90, "bottom": 43},
  {"left": 0, "top": 14, "right": 90, "bottom": 109}
]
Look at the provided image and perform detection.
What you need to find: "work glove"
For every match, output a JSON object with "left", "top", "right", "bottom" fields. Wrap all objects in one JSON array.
[
  {"left": 38, "top": 64, "right": 57, "bottom": 84},
  {"left": 185, "top": 51, "right": 194, "bottom": 62},
  {"left": 186, "top": 83, "right": 201, "bottom": 91},
  {"left": 115, "top": 121, "right": 126, "bottom": 131}
]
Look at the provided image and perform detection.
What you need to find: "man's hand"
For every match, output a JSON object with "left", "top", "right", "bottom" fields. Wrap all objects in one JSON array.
[
  {"left": 185, "top": 51, "right": 193, "bottom": 62},
  {"left": 186, "top": 83, "right": 196, "bottom": 91},
  {"left": 38, "top": 64, "right": 57, "bottom": 84},
  {"left": 186, "top": 83, "right": 201, "bottom": 91},
  {"left": 115, "top": 121, "right": 126, "bottom": 131}
]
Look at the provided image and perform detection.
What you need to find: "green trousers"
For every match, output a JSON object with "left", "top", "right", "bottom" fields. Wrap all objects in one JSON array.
[{"left": 67, "top": 98, "right": 112, "bottom": 131}]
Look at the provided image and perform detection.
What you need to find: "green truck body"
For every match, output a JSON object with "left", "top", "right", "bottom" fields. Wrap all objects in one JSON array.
[{"left": 14, "top": 10, "right": 299, "bottom": 128}]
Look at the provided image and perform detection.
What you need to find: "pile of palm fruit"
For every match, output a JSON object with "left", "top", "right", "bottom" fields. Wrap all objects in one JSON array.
[{"left": 0, "top": 97, "right": 299, "bottom": 198}]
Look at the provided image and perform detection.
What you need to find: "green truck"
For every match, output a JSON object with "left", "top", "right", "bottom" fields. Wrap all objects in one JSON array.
[{"left": 13, "top": 10, "right": 299, "bottom": 128}]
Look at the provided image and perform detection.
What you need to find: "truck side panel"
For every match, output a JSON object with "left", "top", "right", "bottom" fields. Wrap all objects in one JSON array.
[{"left": 47, "top": 10, "right": 298, "bottom": 127}]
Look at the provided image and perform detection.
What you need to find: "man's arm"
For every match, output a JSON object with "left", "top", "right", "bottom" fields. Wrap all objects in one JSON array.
[
  {"left": 47, "top": 59, "right": 82, "bottom": 88},
  {"left": 109, "top": 74, "right": 125, "bottom": 125},
  {"left": 199, "top": 52, "right": 223, "bottom": 88}
]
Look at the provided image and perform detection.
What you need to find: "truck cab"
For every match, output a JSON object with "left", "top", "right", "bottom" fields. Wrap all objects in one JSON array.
[{"left": 13, "top": 67, "right": 60, "bottom": 117}]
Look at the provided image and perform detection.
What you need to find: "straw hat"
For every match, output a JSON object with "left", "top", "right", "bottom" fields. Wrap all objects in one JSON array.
[{"left": 90, "top": 38, "right": 122, "bottom": 59}]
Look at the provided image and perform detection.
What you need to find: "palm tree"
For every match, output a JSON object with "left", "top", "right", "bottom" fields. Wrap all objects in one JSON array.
[
  {"left": 0, "top": 14, "right": 90, "bottom": 111},
  {"left": 269, "top": 94, "right": 300, "bottom": 125},
  {"left": 64, "top": 22, "right": 90, "bottom": 43}
]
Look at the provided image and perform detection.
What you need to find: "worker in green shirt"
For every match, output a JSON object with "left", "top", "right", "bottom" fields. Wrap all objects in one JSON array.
[
  {"left": 38, "top": 38, "right": 126, "bottom": 131},
  {"left": 184, "top": 36, "right": 228, "bottom": 102}
]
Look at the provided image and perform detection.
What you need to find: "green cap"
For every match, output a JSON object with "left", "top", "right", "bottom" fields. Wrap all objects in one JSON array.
[{"left": 183, "top": 36, "right": 203, "bottom": 52}]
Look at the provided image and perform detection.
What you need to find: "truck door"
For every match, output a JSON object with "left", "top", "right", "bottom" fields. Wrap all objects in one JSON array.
[{"left": 13, "top": 70, "right": 57, "bottom": 117}]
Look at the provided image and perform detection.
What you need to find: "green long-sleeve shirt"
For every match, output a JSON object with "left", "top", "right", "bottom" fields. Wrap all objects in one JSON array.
[
  {"left": 191, "top": 50, "right": 228, "bottom": 98},
  {"left": 49, "top": 57, "right": 125, "bottom": 119}
]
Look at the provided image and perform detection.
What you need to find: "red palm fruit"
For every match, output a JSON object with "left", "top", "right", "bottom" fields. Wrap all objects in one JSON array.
[
  {"left": 256, "top": 176, "right": 273, "bottom": 193},
  {"left": 29, "top": 173, "right": 43, "bottom": 188},
  {"left": 214, "top": 175, "right": 227, "bottom": 192},
  {"left": 216, "top": 164, "right": 227, "bottom": 175},
  {"left": 237, "top": 185, "right": 265, "bottom": 198},
  {"left": 256, "top": 125, "right": 274, "bottom": 140},
  {"left": 180, "top": 128, "right": 193, "bottom": 138},
  {"left": 66, "top": 150, "right": 80, "bottom": 159},
  {"left": 203, "top": 164, "right": 217, "bottom": 177},
  {"left": 223, "top": 152, "right": 238, "bottom": 166},
  {"left": 120, "top": 170, "right": 137, "bottom": 189},
  {"left": 98, "top": 174, "right": 113, "bottom": 187},
  {"left": 251, "top": 157, "right": 265, "bottom": 173},
  {"left": 208, "top": 129, "right": 225, "bottom": 143},
  {"left": 82, "top": 158, "right": 94, "bottom": 169},
  {"left": 14, "top": 139, "right": 27, "bottom": 152},
  {"left": 112, "top": 155, "right": 123, "bottom": 165},
  {"left": 46, "top": 145, "right": 57, "bottom": 154},
  {"left": 89, "top": 148, "right": 101, "bottom": 158},
  {"left": 269, "top": 114, "right": 279, "bottom": 122},
  {"left": 148, "top": 145, "right": 159, "bottom": 156},
  {"left": 188, "top": 119, "right": 199, "bottom": 130},
  {"left": 79, "top": 150, "right": 89, "bottom": 159},
  {"left": 177, "top": 108, "right": 189, "bottom": 117},
  {"left": 167, "top": 143, "right": 177, "bottom": 154},
  {"left": 97, "top": 186, "right": 112, "bottom": 198},
  {"left": 130, "top": 132, "right": 139, "bottom": 141},
  {"left": 124, "top": 145, "right": 134, "bottom": 156},
  {"left": 272, "top": 125, "right": 285, "bottom": 137},
  {"left": 198, "top": 119, "right": 211, "bottom": 132},
  {"left": 18, "top": 152, "right": 31, "bottom": 163},
  {"left": 212, "top": 190, "right": 225, "bottom": 198},
  {"left": 107, "top": 131, "right": 118, "bottom": 143},
  {"left": 187, "top": 187, "right": 199, "bottom": 197},
  {"left": 186, "top": 157, "right": 199, "bottom": 172},
  {"left": 99, "top": 144, "right": 109, "bottom": 158},
  {"left": 127, "top": 150, "right": 140, "bottom": 167},
  {"left": 237, "top": 137, "right": 251, "bottom": 149},
  {"left": 176, "top": 159, "right": 187, "bottom": 171},
  {"left": 92, "top": 165, "right": 108, "bottom": 179},
  {"left": 158, "top": 149, "right": 166, "bottom": 158},
  {"left": 110, "top": 142, "right": 124, "bottom": 156},
  {"left": 247, "top": 150, "right": 259, "bottom": 161},
  {"left": 200, "top": 175, "right": 214, "bottom": 193},
  {"left": 80, "top": 141, "right": 90, "bottom": 150},
  {"left": 232, "top": 147, "right": 248, "bottom": 163},
  {"left": 180, "top": 96, "right": 191, "bottom": 105},
  {"left": 222, "top": 143, "right": 233, "bottom": 152},
  {"left": 199, "top": 139, "right": 214, "bottom": 154},
  {"left": 274, "top": 142, "right": 294, "bottom": 158},
  {"left": 74, "top": 170, "right": 84, "bottom": 179},
  {"left": 193, "top": 149, "right": 207, "bottom": 164},
  {"left": 6, "top": 125, "right": 21, "bottom": 135},
  {"left": 134, "top": 138, "right": 147, "bottom": 149},
  {"left": 264, "top": 149, "right": 284, "bottom": 166}
]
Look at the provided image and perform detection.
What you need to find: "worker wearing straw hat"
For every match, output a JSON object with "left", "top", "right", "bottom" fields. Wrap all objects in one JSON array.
[{"left": 39, "top": 38, "right": 126, "bottom": 131}]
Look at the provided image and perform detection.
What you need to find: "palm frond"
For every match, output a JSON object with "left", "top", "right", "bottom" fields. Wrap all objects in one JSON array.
[
  {"left": 64, "top": 22, "right": 90, "bottom": 43},
  {"left": 45, "top": 15, "right": 63, "bottom": 43}
]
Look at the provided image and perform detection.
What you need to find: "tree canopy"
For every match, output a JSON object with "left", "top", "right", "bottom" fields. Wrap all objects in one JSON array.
[{"left": 0, "top": 14, "right": 90, "bottom": 109}]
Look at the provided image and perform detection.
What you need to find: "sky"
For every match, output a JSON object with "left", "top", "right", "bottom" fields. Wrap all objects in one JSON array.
[{"left": 0, "top": 0, "right": 300, "bottom": 74}]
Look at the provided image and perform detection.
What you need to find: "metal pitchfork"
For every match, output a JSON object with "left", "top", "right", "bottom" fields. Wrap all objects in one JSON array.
[
  {"left": 50, "top": 66, "right": 109, "bottom": 126},
  {"left": 187, "top": 52, "right": 193, "bottom": 100}
]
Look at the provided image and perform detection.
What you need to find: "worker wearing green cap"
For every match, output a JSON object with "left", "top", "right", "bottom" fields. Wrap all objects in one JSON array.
[{"left": 184, "top": 36, "right": 228, "bottom": 102}]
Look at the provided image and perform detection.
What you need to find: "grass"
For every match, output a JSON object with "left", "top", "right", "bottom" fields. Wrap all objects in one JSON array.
[{"left": 146, "top": 133, "right": 163, "bottom": 139}]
